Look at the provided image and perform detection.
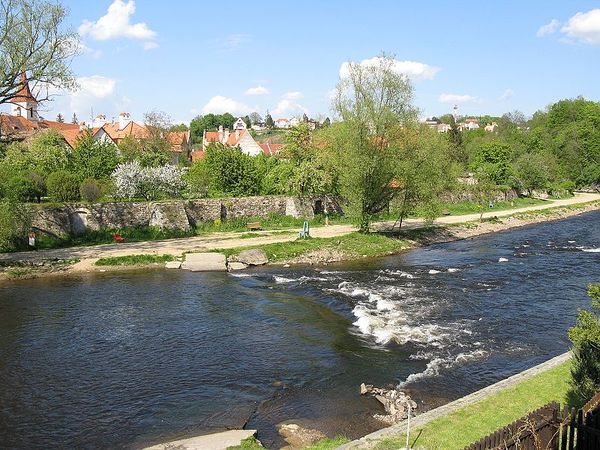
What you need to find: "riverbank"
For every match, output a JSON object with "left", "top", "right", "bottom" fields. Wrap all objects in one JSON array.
[
  {"left": 0, "top": 194, "right": 598, "bottom": 281},
  {"left": 339, "top": 352, "right": 573, "bottom": 449}
]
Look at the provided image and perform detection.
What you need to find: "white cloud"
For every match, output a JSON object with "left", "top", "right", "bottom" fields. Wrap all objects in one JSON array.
[
  {"left": 143, "top": 41, "right": 159, "bottom": 50},
  {"left": 561, "top": 9, "right": 600, "bottom": 45},
  {"left": 499, "top": 89, "right": 514, "bottom": 101},
  {"left": 439, "top": 93, "right": 480, "bottom": 104},
  {"left": 339, "top": 57, "right": 440, "bottom": 81},
  {"left": 76, "top": 76, "right": 117, "bottom": 98},
  {"left": 537, "top": 19, "right": 560, "bottom": 37},
  {"left": 245, "top": 85, "right": 269, "bottom": 96},
  {"left": 282, "top": 91, "right": 303, "bottom": 100},
  {"left": 79, "top": 0, "right": 157, "bottom": 49},
  {"left": 201, "top": 95, "right": 251, "bottom": 115}
]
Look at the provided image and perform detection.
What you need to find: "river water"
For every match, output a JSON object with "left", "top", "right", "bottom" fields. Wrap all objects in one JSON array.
[{"left": 0, "top": 212, "right": 599, "bottom": 449}]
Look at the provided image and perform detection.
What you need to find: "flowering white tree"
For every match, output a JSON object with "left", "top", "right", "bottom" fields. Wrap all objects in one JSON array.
[{"left": 112, "top": 162, "right": 187, "bottom": 200}]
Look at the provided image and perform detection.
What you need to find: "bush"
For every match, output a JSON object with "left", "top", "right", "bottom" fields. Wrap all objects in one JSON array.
[
  {"left": 80, "top": 178, "right": 102, "bottom": 202},
  {"left": 47, "top": 170, "right": 80, "bottom": 202},
  {"left": 0, "top": 199, "right": 31, "bottom": 251},
  {"left": 568, "top": 283, "right": 600, "bottom": 403},
  {"left": 111, "top": 161, "right": 187, "bottom": 200},
  {"left": 5, "top": 175, "right": 37, "bottom": 202}
]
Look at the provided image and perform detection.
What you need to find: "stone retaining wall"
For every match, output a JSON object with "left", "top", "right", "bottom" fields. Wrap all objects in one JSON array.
[{"left": 31, "top": 195, "right": 343, "bottom": 237}]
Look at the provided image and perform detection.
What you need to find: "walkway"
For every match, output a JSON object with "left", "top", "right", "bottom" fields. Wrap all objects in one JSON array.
[{"left": 1, "top": 192, "right": 598, "bottom": 264}]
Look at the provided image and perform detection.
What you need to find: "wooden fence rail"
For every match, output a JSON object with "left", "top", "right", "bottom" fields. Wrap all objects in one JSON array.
[{"left": 464, "top": 391, "right": 600, "bottom": 450}]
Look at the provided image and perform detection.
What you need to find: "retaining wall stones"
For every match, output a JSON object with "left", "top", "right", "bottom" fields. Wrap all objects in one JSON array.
[{"left": 31, "top": 195, "right": 343, "bottom": 237}]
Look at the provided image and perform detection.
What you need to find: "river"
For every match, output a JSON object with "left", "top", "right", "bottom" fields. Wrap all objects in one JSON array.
[{"left": 0, "top": 211, "right": 599, "bottom": 449}]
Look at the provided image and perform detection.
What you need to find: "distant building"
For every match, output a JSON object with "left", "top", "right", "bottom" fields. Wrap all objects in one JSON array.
[
  {"left": 259, "top": 143, "right": 285, "bottom": 156},
  {"left": 274, "top": 118, "right": 290, "bottom": 129},
  {"left": 459, "top": 118, "right": 480, "bottom": 131},
  {"left": 484, "top": 122, "right": 498, "bottom": 132},
  {"left": 200, "top": 118, "right": 263, "bottom": 156},
  {"left": 437, "top": 123, "right": 451, "bottom": 133}
]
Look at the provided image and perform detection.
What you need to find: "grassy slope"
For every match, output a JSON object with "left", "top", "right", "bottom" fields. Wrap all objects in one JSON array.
[
  {"left": 218, "top": 232, "right": 414, "bottom": 262},
  {"left": 94, "top": 254, "right": 176, "bottom": 266},
  {"left": 375, "top": 361, "right": 572, "bottom": 450}
]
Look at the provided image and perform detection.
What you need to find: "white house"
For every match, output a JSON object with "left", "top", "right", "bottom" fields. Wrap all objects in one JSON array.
[
  {"left": 275, "top": 118, "right": 290, "bottom": 129},
  {"left": 202, "top": 117, "right": 263, "bottom": 156}
]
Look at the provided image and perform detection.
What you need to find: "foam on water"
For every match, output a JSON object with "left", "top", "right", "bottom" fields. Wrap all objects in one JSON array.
[
  {"left": 582, "top": 248, "right": 600, "bottom": 253},
  {"left": 428, "top": 269, "right": 441, "bottom": 274}
]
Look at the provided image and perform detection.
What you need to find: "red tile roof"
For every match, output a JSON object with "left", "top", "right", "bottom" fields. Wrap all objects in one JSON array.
[
  {"left": 12, "top": 73, "right": 37, "bottom": 104},
  {"left": 259, "top": 143, "right": 285, "bottom": 156},
  {"left": 190, "top": 150, "right": 206, "bottom": 162}
]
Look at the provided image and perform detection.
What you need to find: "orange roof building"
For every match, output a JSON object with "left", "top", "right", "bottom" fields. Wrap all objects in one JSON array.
[{"left": 201, "top": 120, "right": 263, "bottom": 157}]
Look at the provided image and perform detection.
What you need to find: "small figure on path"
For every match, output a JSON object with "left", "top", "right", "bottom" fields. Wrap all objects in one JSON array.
[{"left": 28, "top": 231, "right": 36, "bottom": 250}]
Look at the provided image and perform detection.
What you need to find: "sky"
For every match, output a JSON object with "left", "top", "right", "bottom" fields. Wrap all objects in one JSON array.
[{"left": 13, "top": 0, "right": 600, "bottom": 125}]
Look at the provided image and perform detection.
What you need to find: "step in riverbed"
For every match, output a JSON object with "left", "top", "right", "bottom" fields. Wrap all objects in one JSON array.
[
  {"left": 181, "top": 252, "right": 227, "bottom": 272},
  {"left": 142, "top": 429, "right": 257, "bottom": 450}
]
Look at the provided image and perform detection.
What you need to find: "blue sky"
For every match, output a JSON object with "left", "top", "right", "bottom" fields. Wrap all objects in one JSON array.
[{"left": 22, "top": 1, "right": 600, "bottom": 124}]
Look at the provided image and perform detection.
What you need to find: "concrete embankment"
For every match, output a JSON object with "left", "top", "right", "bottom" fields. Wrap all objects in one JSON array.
[
  {"left": 337, "top": 352, "right": 572, "bottom": 449},
  {"left": 141, "top": 429, "right": 257, "bottom": 450}
]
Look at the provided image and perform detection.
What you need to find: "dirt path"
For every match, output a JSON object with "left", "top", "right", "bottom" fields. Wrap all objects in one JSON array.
[{"left": 1, "top": 193, "right": 598, "bottom": 270}]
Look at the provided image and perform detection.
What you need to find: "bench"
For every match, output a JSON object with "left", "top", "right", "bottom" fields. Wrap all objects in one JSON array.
[
  {"left": 246, "top": 221, "right": 262, "bottom": 231},
  {"left": 113, "top": 233, "right": 125, "bottom": 243}
]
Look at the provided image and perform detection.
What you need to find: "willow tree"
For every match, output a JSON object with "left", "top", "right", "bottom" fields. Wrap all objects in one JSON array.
[{"left": 331, "top": 55, "right": 417, "bottom": 232}]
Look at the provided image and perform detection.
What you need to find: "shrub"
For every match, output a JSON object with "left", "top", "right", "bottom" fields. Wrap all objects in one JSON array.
[
  {"left": 0, "top": 199, "right": 31, "bottom": 251},
  {"left": 568, "top": 283, "right": 600, "bottom": 403},
  {"left": 47, "top": 170, "right": 80, "bottom": 202},
  {"left": 111, "top": 161, "right": 187, "bottom": 200},
  {"left": 5, "top": 175, "right": 37, "bottom": 202},
  {"left": 80, "top": 178, "right": 102, "bottom": 202}
]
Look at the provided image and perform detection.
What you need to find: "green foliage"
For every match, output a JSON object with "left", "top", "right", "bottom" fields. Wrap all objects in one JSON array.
[
  {"left": 568, "top": 283, "right": 600, "bottom": 403},
  {"left": 331, "top": 54, "right": 418, "bottom": 232},
  {"left": 29, "top": 129, "right": 71, "bottom": 175},
  {"left": 5, "top": 175, "right": 37, "bottom": 202},
  {"left": 191, "top": 143, "right": 259, "bottom": 197},
  {"left": 72, "top": 130, "right": 120, "bottom": 179},
  {"left": 169, "top": 123, "right": 189, "bottom": 132},
  {"left": 0, "top": 199, "right": 31, "bottom": 251},
  {"left": 513, "top": 153, "right": 550, "bottom": 194},
  {"left": 79, "top": 178, "right": 102, "bottom": 203},
  {"left": 118, "top": 135, "right": 143, "bottom": 162},
  {"left": 265, "top": 113, "right": 274, "bottom": 129},
  {"left": 46, "top": 170, "right": 80, "bottom": 202},
  {"left": 305, "top": 437, "right": 350, "bottom": 450},
  {"left": 472, "top": 141, "right": 513, "bottom": 186},
  {"left": 190, "top": 113, "right": 236, "bottom": 143}
]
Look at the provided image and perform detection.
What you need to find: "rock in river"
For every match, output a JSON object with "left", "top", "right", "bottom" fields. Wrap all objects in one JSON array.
[{"left": 233, "top": 249, "right": 269, "bottom": 266}]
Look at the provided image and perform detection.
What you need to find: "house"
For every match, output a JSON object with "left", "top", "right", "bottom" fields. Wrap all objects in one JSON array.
[
  {"left": 289, "top": 117, "right": 301, "bottom": 127},
  {"left": 460, "top": 118, "right": 480, "bottom": 131},
  {"left": 274, "top": 118, "right": 290, "bottom": 129},
  {"left": 437, "top": 123, "right": 451, "bottom": 133},
  {"left": 201, "top": 118, "right": 263, "bottom": 156},
  {"left": 484, "top": 122, "right": 498, "bottom": 132},
  {"left": 259, "top": 143, "right": 285, "bottom": 156}
]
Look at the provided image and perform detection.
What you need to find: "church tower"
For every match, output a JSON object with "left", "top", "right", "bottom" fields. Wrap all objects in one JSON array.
[{"left": 11, "top": 72, "right": 39, "bottom": 121}]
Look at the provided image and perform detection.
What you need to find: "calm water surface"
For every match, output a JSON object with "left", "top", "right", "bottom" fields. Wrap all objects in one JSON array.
[{"left": 0, "top": 211, "right": 599, "bottom": 449}]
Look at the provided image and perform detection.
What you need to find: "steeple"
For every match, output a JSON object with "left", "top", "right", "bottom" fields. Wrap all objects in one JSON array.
[{"left": 11, "top": 72, "right": 39, "bottom": 121}]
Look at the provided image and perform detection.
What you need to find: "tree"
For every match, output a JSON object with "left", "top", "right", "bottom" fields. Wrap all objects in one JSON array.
[
  {"left": 111, "top": 161, "right": 187, "bottom": 200},
  {"left": 249, "top": 112, "right": 262, "bottom": 125},
  {"left": 71, "top": 112, "right": 78, "bottom": 124},
  {"left": 513, "top": 153, "right": 549, "bottom": 195},
  {"left": 0, "top": 198, "right": 31, "bottom": 250},
  {"left": 0, "top": 0, "right": 78, "bottom": 107},
  {"left": 29, "top": 129, "right": 70, "bottom": 175},
  {"left": 243, "top": 115, "right": 251, "bottom": 129},
  {"left": 569, "top": 283, "right": 600, "bottom": 403},
  {"left": 72, "top": 129, "right": 120, "bottom": 180},
  {"left": 331, "top": 54, "right": 417, "bottom": 232},
  {"left": 140, "top": 110, "right": 173, "bottom": 167},
  {"left": 472, "top": 141, "right": 513, "bottom": 186},
  {"left": 265, "top": 113, "right": 274, "bottom": 129},
  {"left": 169, "top": 123, "right": 188, "bottom": 132},
  {"left": 46, "top": 170, "right": 80, "bottom": 201},
  {"left": 56, "top": 113, "right": 64, "bottom": 123},
  {"left": 322, "top": 117, "right": 331, "bottom": 127}
]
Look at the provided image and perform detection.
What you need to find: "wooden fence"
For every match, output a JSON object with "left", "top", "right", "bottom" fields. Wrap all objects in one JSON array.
[{"left": 464, "top": 391, "right": 600, "bottom": 450}]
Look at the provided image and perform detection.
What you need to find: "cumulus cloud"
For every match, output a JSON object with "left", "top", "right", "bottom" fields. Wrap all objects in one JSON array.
[
  {"left": 79, "top": 0, "right": 157, "bottom": 49},
  {"left": 537, "top": 19, "right": 560, "bottom": 37},
  {"left": 339, "top": 57, "right": 439, "bottom": 81},
  {"left": 245, "top": 85, "right": 269, "bottom": 96},
  {"left": 282, "top": 91, "right": 303, "bottom": 100},
  {"left": 439, "top": 93, "right": 480, "bottom": 104},
  {"left": 201, "top": 95, "right": 251, "bottom": 115},
  {"left": 561, "top": 9, "right": 600, "bottom": 45},
  {"left": 499, "top": 89, "right": 514, "bottom": 101},
  {"left": 65, "top": 75, "right": 118, "bottom": 117}
]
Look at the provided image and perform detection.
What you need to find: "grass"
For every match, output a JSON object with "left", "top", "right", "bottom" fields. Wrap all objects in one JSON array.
[
  {"left": 412, "top": 197, "right": 547, "bottom": 217},
  {"left": 94, "top": 254, "right": 176, "bottom": 266},
  {"left": 306, "top": 436, "right": 350, "bottom": 449},
  {"left": 374, "top": 361, "right": 573, "bottom": 450},
  {"left": 511, "top": 200, "right": 600, "bottom": 220},
  {"left": 194, "top": 213, "right": 339, "bottom": 234},
  {"left": 226, "top": 436, "right": 263, "bottom": 450},
  {"left": 217, "top": 231, "right": 414, "bottom": 262}
]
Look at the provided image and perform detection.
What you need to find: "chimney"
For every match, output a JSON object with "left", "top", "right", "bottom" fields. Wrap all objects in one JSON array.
[{"left": 118, "top": 112, "right": 130, "bottom": 130}]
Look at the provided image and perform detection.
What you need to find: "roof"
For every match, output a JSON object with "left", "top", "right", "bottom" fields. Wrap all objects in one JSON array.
[
  {"left": 40, "top": 120, "right": 79, "bottom": 131},
  {"left": 190, "top": 150, "right": 206, "bottom": 162},
  {"left": 259, "top": 143, "right": 285, "bottom": 156},
  {"left": 226, "top": 129, "right": 246, "bottom": 146},
  {"left": 167, "top": 131, "right": 189, "bottom": 151},
  {"left": 0, "top": 114, "right": 41, "bottom": 136},
  {"left": 204, "top": 131, "right": 220, "bottom": 144},
  {"left": 103, "top": 120, "right": 148, "bottom": 141},
  {"left": 12, "top": 73, "right": 37, "bottom": 104}
]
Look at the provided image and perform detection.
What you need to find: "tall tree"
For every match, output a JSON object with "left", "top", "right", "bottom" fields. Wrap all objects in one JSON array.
[
  {"left": 331, "top": 54, "right": 417, "bottom": 232},
  {"left": 0, "top": 0, "right": 78, "bottom": 107},
  {"left": 56, "top": 113, "right": 64, "bottom": 123},
  {"left": 71, "top": 112, "right": 78, "bottom": 124},
  {"left": 249, "top": 112, "right": 262, "bottom": 125},
  {"left": 265, "top": 113, "right": 274, "bottom": 129},
  {"left": 141, "top": 110, "right": 172, "bottom": 167}
]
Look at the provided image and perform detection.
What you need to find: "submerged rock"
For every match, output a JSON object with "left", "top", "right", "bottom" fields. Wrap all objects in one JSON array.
[
  {"left": 360, "top": 383, "right": 417, "bottom": 424},
  {"left": 228, "top": 262, "right": 248, "bottom": 271}
]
